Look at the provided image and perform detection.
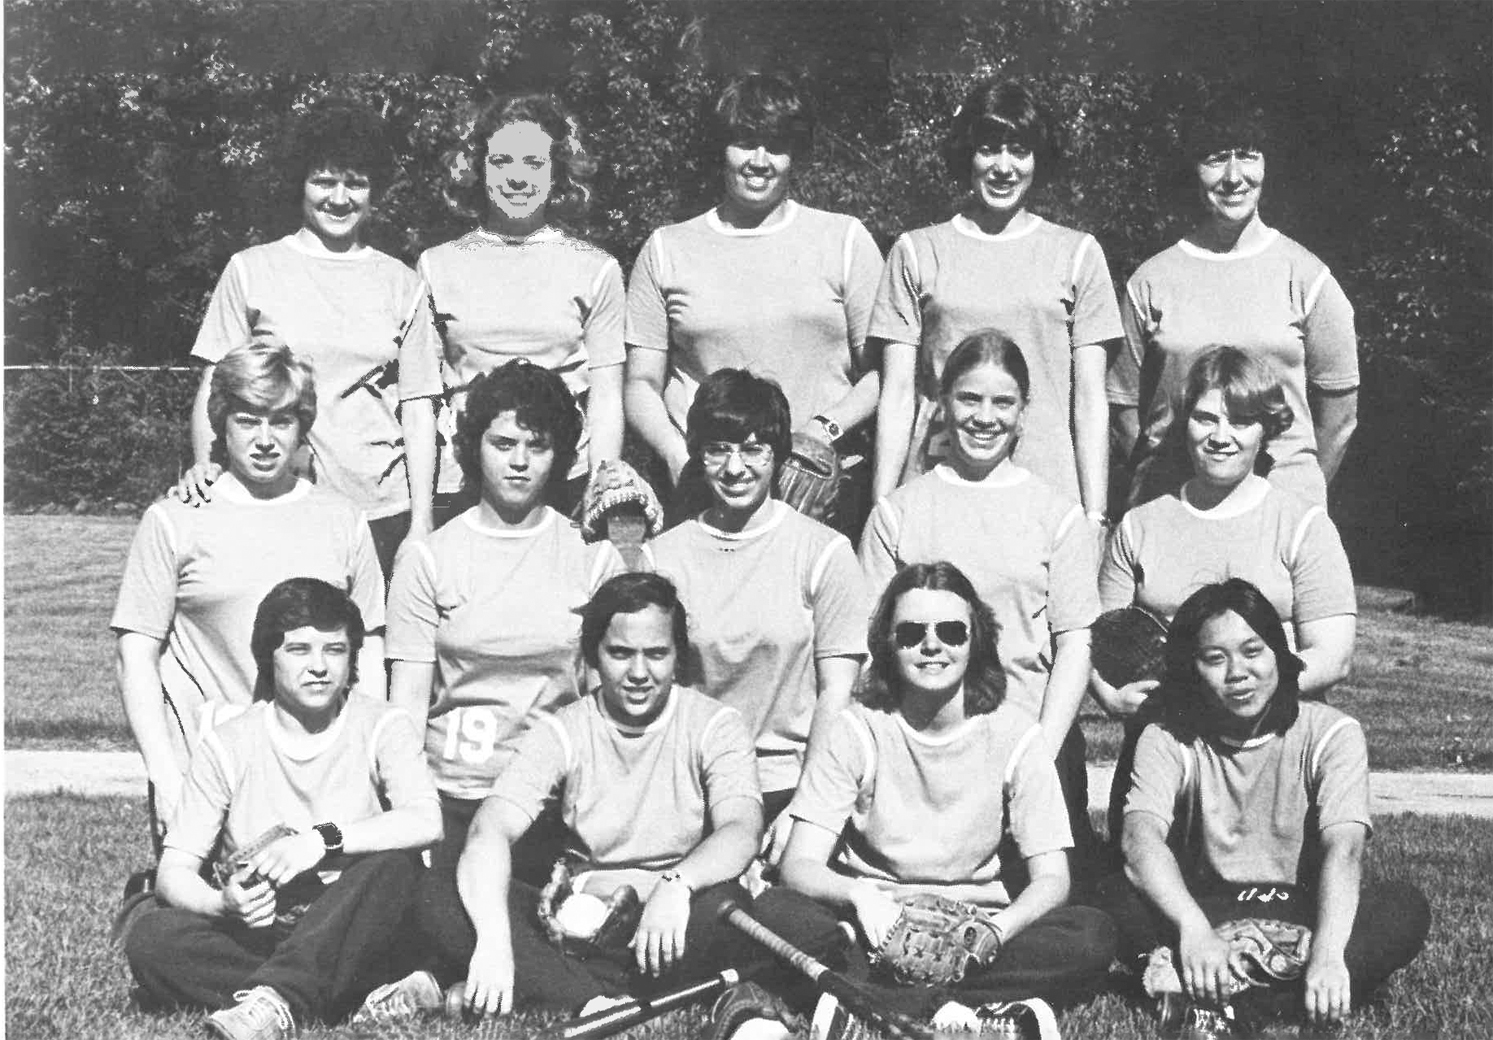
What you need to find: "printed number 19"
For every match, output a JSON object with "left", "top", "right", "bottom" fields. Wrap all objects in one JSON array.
[{"left": 443, "top": 708, "right": 499, "bottom": 764}]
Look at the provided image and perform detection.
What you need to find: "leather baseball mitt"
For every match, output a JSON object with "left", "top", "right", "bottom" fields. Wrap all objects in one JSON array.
[
  {"left": 775, "top": 432, "right": 842, "bottom": 525},
  {"left": 1143, "top": 917, "right": 1313, "bottom": 999},
  {"left": 872, "top": 893, "right": 1005, "bottom": 986},
  {"left": 537, "top": 860, "right": 643, "bottom": 959},
  {"left": 1090, "top": 605, "right": 1169, "bottom": 689}
]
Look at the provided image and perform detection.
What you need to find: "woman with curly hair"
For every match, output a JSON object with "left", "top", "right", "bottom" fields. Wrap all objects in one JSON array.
[
  {"left": 419, "top": 93, "right": 624, "bottom": 523},
  {"left": 178, "top": 100, "right": 442, "bottom": 575},
  {"left": 872, "top": 79, "right": 1122, "bottom": 527},
  {"left": 386, "top": 361, "right": 623, "bottom": 896},
  {"left": 729, "top": 563, "right": 1115, "bottom": 1040}
]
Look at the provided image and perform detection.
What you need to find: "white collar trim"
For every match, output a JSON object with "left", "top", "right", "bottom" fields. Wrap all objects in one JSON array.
[
  {"left": 951, "top": 212, "right": 1042, "bottom": 243},
  {"left": 461, "top": 506, "right": 556, "bottom": 538},
  {"left": 933, "top": 462, "right": 1030, "bottom": 489},
  {"left": 694, "top": 500, "right": 789, "bottom": 541},
  {"left": 212, "top": 474, "right": 312, "bottom": 505},
  {"left": 1177, "top": 226, "right": 1279, "bottom": 262},
  {"left": 1180, "top": 475, "right": 1272, "bottom": 519},
  {"left": 705, "top": 200, "right": 799, "bottom": 237}
]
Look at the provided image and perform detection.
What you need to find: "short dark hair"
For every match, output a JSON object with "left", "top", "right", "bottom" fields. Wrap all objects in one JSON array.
[
  {"left": 578, "top": 572, "right": 696, "bottom": 686},
  {"left": 454, "top": 360, "right": 583, "bottom": 495},
  {"left": 1181, "top": 97, "right": 1273, "bottom": 165},
  {"left": 1158, "top": 578, "right": 1303, "bottom": 739},
  {"left": 942, "top": 79, "right": 1058, "bottom": 188},
  {"left": 707, "top": 73, "right": 816, "bottom": 161},
  {"left": 939, "top": 329, "right": 1032, "bottom": 402},
  {"left": 685, "top": 368, "right": 793, "bottom": 479},
  {"left": 281, "top": 99, "right": 396, "bottom": 200},
  {"left": 1180, "top": 346, "right": 1295, "bottom": 446},
  {"left": 250, "top": 578, "right": 365, "bottom": 702},
  {"left": 443, "top": 93, "right": 595, "bottom": 223},
  {"left": 860, "top": 561, "right": 1006, "bottom": 717}
]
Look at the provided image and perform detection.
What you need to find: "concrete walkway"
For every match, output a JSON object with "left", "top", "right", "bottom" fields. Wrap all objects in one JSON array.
[{"left": 9, "top": 751, "right": 1493, "bottom": 818}]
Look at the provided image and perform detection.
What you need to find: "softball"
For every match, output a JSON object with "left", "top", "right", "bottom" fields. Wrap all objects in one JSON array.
[{"left": 555, "top": 892, "right": 608, "bottom": 938}]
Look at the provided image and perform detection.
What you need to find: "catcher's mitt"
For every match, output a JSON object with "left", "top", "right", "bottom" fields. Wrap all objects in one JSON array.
[
  {"left": 775, "top": 432, "right": 842, "bottom": 525},
  {"left": 537, "top": 860, "right": 643, "bottom": 959},
  {"left": 1090, "top": 605, "right": 1169, "bottom": 689},
  {"left": 872, "top": 893, "right": 1005, "bottom": 986},
  {"left": 1143, "top": 918, "right": 1313, "bottom": 1000}
]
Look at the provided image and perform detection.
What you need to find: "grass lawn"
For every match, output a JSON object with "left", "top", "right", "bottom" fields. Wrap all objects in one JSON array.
[
  {"left": 7, "top": 795, "right": 1492, "bottom": 1040},
  {"left": 8, "top": 514, "right": 1491, "bottom": 771}
]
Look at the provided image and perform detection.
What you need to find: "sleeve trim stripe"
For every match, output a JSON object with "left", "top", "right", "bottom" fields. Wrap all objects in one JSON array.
[
  {"left": 1069, "top": 234, "right": 1095, "bottom": 287},
  {"left": 807, "top": 539, "right": 842, "bottom": 597},
  {"left": 841, "top": 221, "right": 857, "bottom": 292},
  {"left": 849, "top": 712, "right": 877, "bottom": 784},
  {"left": 1054, "top": 503, "right": 1085, "bottom": 543},
  {"left": 1006, "top": 724, "right": 1042, "bottom": 787},
  {"left": 1304, "top": 268, "right": 1332, "bottom": 316},
  {"left": 1309, "top": 717, "right": 1359, "bottom": 780},
  {"left": 1288, "top": 506, "right": 1326, "bottom": 568},
  {"left": 539, "top": 711, "right": 574, "bottom": 772},
  {"left": 587, "top": 258, "right": 619, "bottom": 302},
  {"left": 588, "top": 544, "right": 616, "bottom": 593},
  {"left": 699, "top": 703, "right": 735, "bottom": 747},
  {"left": 898, "top": 234, "right": 920, "bottom": 286}
]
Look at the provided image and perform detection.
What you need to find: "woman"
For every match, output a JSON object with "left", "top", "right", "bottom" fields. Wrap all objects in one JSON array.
[
  {"left": 1102, "top": 579, "right": 1428, "bottom": 1036},
  {"left": 1109, "top": 100, "right": 1359, "bottom": 509},
  {"left": 112, "top": 344, "right": 387, "bottom": 830},
  {"left": 644, "top": 369, "right": 867, "bottom": 864},
  {"left": 861, "top": 331, "right": 1100, "bottom": 875},
  {"left": 123, "top": 579, "right": 440, "bottom": 1040},
  {"left": 180, "top": 100, "right": 442, "bottom": 576},
  {"left": 625, "top": 73, "right": 883, "bottom": 534},
  {"left": 744, "top": 563, "right": 1116, "bottom": 1037},
  {"left": 872, "top": 79, "right": 1121, "bottom": 523},
  {"left": 419, "top": 93, "right": 623, "bottom": 522},
  {"left": 1095, "top": 347, "right": 1357, "bottom": 832},
  {"left": 386, "top": 361, "right": 622, "bottom": 897}
]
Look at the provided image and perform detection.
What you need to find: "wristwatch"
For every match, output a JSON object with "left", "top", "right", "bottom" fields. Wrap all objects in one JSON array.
[
  {"left": 313, "top": 822, "right": 344, "bottom": 857},
  {"left": 810, "top": 414, "right": 843, "bottom": 444},
  {"left": 659, "top": 869, "right": 693, "bottom": 893}
]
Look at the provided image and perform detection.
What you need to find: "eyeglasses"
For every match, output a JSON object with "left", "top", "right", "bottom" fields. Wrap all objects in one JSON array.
[
  {"left": 892, "top": 620, "right": 970, "bottom": 649},
  {"left": 700, "top": 441, "right": 774, "bottom": 468}
]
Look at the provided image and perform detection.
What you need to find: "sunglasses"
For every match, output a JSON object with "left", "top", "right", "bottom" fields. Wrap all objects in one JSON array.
[{"left": 892, "top": 620, "right": 970, "bottom": 649}]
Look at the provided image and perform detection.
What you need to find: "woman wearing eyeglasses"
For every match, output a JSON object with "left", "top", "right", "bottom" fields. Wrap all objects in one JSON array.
[
  {"left": 644, "top": 369, "right": 868, "bottom": 866},
  {"left": 861, "top": 330, "right": 1101, "bottom": 882}
]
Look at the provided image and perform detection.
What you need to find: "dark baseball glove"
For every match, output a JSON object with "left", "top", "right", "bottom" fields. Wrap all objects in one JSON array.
[
  {"left": 872, "top": 893, "right": 1005, "bottom": 986},
  {"left": 536, "top": 860, "right": 644, "bottom": 959},
  {"left": 775, "top": 432, "right": 842, "bottom": 525},
  {"left": 1090, "top": 605, "right": 1169, "bottom": 689}
]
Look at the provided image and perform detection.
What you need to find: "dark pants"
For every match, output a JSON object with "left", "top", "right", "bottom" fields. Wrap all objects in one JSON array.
[
  {"left": 750, "top": 887, "right": 1117, "bottom": 1020},
  {"left": 1093, "top": 875, "right": 1431, "bottom": 1013},
  {"left": 124, "top": 850, "right": 422, "bottom": 1025},
  {"left": 367, "top": 511, "right": 412, "bottom": 584}
]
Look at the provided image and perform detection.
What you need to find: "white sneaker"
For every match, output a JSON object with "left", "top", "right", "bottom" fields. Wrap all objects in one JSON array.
[
  {"left": 206, "top": 986, "right": 295, "bottom": 1040},
  {"left": 972, "top": 997, "right": 1061, "bottom": 1040},
  {"left": 809, "top": 992, "right": 873, "bottom": 1040},
  {"left": 351, "top": 970, "right": 443, "bottom": 1023}
]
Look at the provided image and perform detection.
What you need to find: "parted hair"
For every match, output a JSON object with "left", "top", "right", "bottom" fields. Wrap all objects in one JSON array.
[
  {"left": 706, "top": 73, "right": 816, "bottom": 160},
  {"left": 281, "top": 98, "right": 396, "bottom": 200},
  {"left": 942, "top": 79, "right": 1059, "bottom": 187},
  {"left": 1157, "top": 578, "right": 1303, "bottom": 740},
  {"left": 685, "top": 368, "right": 793, "bottom": 479},
  {"left": 859, "top": 561, "right": 1006, "bottom": 717},
  {"left": 443, "top": 93, "right": 595, "bottom": 223},
  {"left": 939, "top": 328, "right": 1033, "bottom": 401},
  {"left": 250, "top": 578, "right": 365, "bottom": 702},
  {"left": 578, "top": 571, "right": 699, "bottom": 687},
  {"left": 453, "top": 360, "right": 582, "bottom": 494},
  {"left": 1181, "top": 346, "right": 1295, "bottom": 445},
  {"left": 207, "top": 344, "right": 317, "bottom": 467}
]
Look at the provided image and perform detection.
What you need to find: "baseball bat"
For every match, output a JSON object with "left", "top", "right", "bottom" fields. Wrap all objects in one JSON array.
[
  {"left": 559, "top": 968, "right": 741, "bottom": 1040},
  {"left": 718, "top": 902, "right": 934, "bottom": 1040}
]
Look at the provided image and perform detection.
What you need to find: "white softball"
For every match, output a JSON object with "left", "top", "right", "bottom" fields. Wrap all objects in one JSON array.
[{"left": 555, "top": 892, "right": 609, "bottom": 938}]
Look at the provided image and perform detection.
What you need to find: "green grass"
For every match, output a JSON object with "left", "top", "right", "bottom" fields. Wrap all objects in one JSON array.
[
  {"left": 7, "top": 513, "right": 1493, "bottom": 771},
  {"left": 7, "top": 795, "right": 1491, "bottom": 1039}
]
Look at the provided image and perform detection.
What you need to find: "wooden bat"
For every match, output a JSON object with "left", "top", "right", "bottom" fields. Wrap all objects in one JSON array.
[{"left": 559, "top": 968, "right": 741, "bottom": 1039}]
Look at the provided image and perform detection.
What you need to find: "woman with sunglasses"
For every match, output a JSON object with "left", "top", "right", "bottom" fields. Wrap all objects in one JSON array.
[
  {"left": 644, "top": 369, "right": 868, "bottom": 867},
  {"left": 861, "top": 330, "right": 1101, "bottom": 880},
  {"left": 739, "top": 562, "right": 1115, "bottom": 1038}
]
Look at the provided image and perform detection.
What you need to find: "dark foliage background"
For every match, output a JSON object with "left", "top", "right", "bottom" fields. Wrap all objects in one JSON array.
[{"left": 4, "top": 0, "right": 1489, "bottom": 611}]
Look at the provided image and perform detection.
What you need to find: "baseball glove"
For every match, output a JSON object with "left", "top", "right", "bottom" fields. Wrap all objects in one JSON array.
[
  {"left": 871, "top": 893, "right": 1005, "bottom": 986},
  {"left": 213, "top": 824, "right": 323, "bottom": 939},
  {"left": 1142, "top": 918, "right": 1313, "bottom": 1000},
  {"left": 1090, "top": 605, "right": 1169, "bottom": 689},
  {"left": 537, "top": 860, "right": 644, "bottom": 959},
  {"left": 775, "top": 432, "right": 842, "bottom": 525},
  {"left": 578, "top": 459, "right": 665, "bottom": 544}
]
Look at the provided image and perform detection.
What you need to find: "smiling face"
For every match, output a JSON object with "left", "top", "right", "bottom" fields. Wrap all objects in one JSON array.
[
  {"left": 970, "top": 133, "right": 1036, "bottom": 217},
  {"left": 272, "top": 624, "right": 352, "bottom": 725},
  {"left": 945, "top": 362, "right": 1026, "bottom": 478},
  {"left": 478, "top": 410, "right": 555, "bottom": 518},
  {"left": 484, "top": 120, "right": 555, "bottom": 231},
  {"left": 1186, "top": 387, "right": 1265, "bottom": 489},
  {"left": 223, "top": 405, "right": 302, "bottom": 496},
  {"left": 596, "top": 604, "right": 678, "bottom": 727},
  {"left": 1196, "top": 146, "right": 1265, "bottom": 228},
  {"left": 1193, "top": 609, "right": 1280, "bottom": 738},
  {"left": 300, "top": 167, "right": 373, "bottom": 248},
  {"left": 891, "top": 588, "right": 973, "bottom": 700},
  {"left": 720, "top": 136, "right": 793, "bottom": 220},
  {"left": 700, "top": 434, "right": 775, "bottom": 520}
]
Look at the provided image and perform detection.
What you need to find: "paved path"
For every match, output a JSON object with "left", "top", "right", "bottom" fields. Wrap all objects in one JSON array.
[{"left": 9, "top": 751, "right": 1493, "bottom": 818}]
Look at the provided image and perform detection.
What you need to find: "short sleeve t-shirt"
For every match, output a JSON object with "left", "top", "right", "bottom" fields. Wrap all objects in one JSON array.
[
  {"left": 624, "top": 202, "right": 882, "bottom": 434},
  {"left": 644, "top": 501, "right": 869, "bottom": 793},
  {"left": 1125, "top": 701, "right": 1371, "bottom": 888},
  {"left": 869, "top": 215, "right": 1123, "bottom": 499},
  {"left": 166, "top": 695, "right": 438, "bottom": 882},
  {"left": 789, "top": 702, "right": 1071, "bottom": 903},
  {"left": 384, "top": 506, "right": 622, "bottom": 800},
  {"left": 1099, "top": 478, "right": 1357, "bottom": 627},
  {"left": 1109, "top": 229, "right": 1358, "bottom": 507},
  {"left": 110, "top": 476, "right": 386, "bottom": 768},
  {"left": 860, "top": 464, "right": 1100, "bottom": 718},
  {"left": 190, "top": 236, "right": 442, "bottom": 519},
  {"left": 417, "top": 228, "right": 625, "bottom": 488},
  {"left": 491, "top": 687, "right": 761, "bottom": 882}
]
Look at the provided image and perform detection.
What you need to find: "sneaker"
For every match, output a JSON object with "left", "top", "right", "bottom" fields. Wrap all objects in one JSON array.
[
  {"left": 206, "top": 986, "right": 295, "bottom": 1040},
  {"left": 351, "top": 970, "right": 443, "bottom": 1023},
  {"left": 971, "top": 997, "right": 1061, "bottom": 1040},
  {"left": 1176, "top": 1002, "right": 1244, "bottom": 1040},
  {"left": 708, "top": 980, "right": 800, "bottom": 1040},
  {"left": 808, "top": 992, "right": 873, "bottom": 1040}
]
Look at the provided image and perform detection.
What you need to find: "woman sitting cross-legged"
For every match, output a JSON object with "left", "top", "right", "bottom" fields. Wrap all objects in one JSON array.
[
  {"left": 122, "top": 578, "right": 441, "bottom": 1040},
  {"left": 1096, "top": 579, "right": 1429, "bottom": 1038},
  {"left": 741, "top": 562, "right": 1116, "bottom": 1040}
]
